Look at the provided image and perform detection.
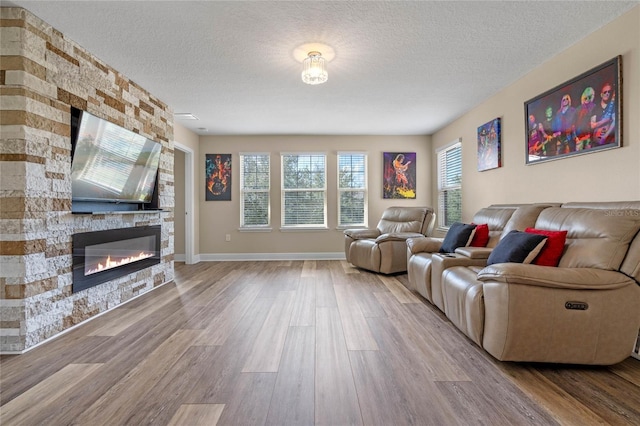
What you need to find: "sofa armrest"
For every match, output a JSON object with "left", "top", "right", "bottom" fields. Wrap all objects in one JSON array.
[
  {"left": 344, "top": 228, "right": 381, "bottom": 240},
  {"left": 430, "top": 253, "right": 489, "bottom": 311},
  {"left": 477, "top": 263, "right": 634, "bottom": 290},
  {"left": 376, "top": 232, "right": 424, "bottom": 243},
  {"left": 406, "top": 236, "right": 444, "bottom": 254},
  {"left": 454, "top": 247, "right": 493, "bottom": 259}
]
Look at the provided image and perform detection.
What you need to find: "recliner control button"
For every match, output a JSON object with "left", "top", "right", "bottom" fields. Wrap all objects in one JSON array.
[{"left": 565, "top": 301, "right": 588, "bottom": 310}]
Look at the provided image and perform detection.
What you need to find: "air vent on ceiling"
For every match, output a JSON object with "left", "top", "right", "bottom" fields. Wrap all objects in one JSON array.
[{"left": 174, "top": 113, "right": 199, "bottom": 120}]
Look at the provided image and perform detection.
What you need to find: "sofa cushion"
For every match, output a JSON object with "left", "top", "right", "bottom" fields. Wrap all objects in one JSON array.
[
  {"left": 440, "top": 222, "right": 476, "bottom": 253},
  {"left": 472, "top": 206, "right": 517, "bottom": 247},
  {"left": 376, "top": 206, "right": 432, "bottom": 235},
  {"left": 525, "top": 228, "right": 567, "bottom": 267},
  {"left": 535, "top": 207, "right": 640, "bottom": 271},
  {"left": 501, "top": 204, "right": 557, "bottom": 237},
  {"left": 470, "top": 223, "right": 490, "bottom": 247},
  {"left": 487, "top": 230, "right": 547, "bottom": 265}
]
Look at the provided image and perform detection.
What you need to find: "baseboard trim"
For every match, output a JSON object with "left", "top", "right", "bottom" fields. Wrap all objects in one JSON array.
[{"left": 198, "top": 252, "right": 346, "bottom": 262}]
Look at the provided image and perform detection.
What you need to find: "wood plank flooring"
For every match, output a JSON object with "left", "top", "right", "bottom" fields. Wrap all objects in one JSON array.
[{"left": 1, "top": 260, "right": 639, "bottom": 425}]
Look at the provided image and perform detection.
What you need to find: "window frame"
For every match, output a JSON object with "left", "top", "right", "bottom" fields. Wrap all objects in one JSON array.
[
  {"left": 436, "top": 139, "right": 462, "bottom": 230},
  {"left": 239, "top": 152, "right": 271, "bottom": 230},
  {"left": 280, "top": 152, "right": 328, "bottom": 230},
  {"left": 337, "top": 151, "right": 368, "bottom": 229}
]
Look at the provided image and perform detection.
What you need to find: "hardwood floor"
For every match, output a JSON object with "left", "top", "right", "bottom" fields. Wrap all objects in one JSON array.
[{"left": 1, "top": 260, "right": 639, "bottom": 425}]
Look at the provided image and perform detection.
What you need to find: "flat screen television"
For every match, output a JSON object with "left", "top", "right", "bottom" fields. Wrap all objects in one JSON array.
[{"left": 70, "top": 109, "right": 162, "bottom": 206}]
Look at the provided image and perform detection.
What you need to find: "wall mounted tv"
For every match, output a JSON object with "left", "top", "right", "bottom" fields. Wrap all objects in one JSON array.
[{"left": 70, "top": 108, "right": 162, "bottom": 213}]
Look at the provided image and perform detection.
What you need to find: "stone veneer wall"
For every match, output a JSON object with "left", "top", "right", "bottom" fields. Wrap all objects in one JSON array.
[{"left": 0, "top": 8, "right": 175, "bottom": 353}]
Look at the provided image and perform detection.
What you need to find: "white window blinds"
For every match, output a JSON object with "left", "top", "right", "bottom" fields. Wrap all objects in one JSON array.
[
  {"left": 281, "top": 153, "right": 326, "bottom": 227},
  {"left": 338, "top": 153, "right": 367, "bottom": 227},
  {"left": 240, "top": 153, "right": 270, "bottom": 227},
  {"left": 437, "top": 141, "right": 462, "bottom": 228}
]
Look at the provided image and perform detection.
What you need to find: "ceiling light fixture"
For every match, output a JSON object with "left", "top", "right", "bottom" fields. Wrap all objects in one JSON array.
[{"left": 302, "top": 51, "right": 328, "bottom": 85}]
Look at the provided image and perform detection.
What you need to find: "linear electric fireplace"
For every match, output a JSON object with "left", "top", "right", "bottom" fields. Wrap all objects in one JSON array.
[{"left": 72, "top": 225, "right": 161, "bottom": 293}]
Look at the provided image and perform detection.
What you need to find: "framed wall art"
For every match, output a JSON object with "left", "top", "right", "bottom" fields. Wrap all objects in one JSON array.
[
  {"left": 477, "top": 117, "right": 501, "bottom": 171},
  {"left": 383, "top": 152, "right": 416, "bottom": 199},
  {"left": 524, "top": 56, "right": 621, "bottom": 165},
  {"left": 205, "top": 153, "right": 232, "bottom": 201}
]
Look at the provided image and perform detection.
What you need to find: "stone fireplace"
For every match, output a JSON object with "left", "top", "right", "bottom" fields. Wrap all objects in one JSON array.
[{"left": 0, "top": 8, "right": 175, "bottom": 353}]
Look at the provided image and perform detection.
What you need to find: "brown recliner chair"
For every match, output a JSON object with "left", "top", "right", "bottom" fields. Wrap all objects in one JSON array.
[{"left": 344, "top": 206, "right": 435, "bottom": 274}]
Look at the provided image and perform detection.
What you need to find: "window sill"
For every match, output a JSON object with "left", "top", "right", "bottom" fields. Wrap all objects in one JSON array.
[
  {"left": 280, "top": 226, "right": 329, "bottom": 232},
  {"left": 336, "top": 225, "right": 367, "bottom": 230},
  {"left": 239, "top": 227, "right": 273, "bottom": 233}
]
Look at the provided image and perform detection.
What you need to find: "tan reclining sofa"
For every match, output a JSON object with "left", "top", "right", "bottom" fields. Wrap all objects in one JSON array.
[
  {"left": 407, "top": 204, "right": 555, "bottom": 310},
  {"left": 407, "top": 201, "right": 640, "bottom": 365}
]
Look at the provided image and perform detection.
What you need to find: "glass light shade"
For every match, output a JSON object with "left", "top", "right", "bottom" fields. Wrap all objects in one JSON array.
[{"left": 302, "top": 51, "right": 328, "bottom": 85}]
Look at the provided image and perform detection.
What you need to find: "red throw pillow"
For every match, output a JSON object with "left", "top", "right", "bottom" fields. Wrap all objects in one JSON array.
[
  {"left": 470, "top": 223, "right": 490, "bottom": 247},
  {"left": 524, "top": 228, "right": 568, "bottom": 266}
]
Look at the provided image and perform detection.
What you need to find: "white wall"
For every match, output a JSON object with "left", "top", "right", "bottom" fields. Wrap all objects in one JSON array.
[
  {"left": 431, "top": 6, "right": 640, "bottom": 223},
  {"left": 174, "top": 149, "right": 185, "bottom": 255},
  {"left": 174, "top": 122, "right": 200, "bottom": 258},
  {"left": 197, "top": 135, "right": 431, "bottom": 257}
]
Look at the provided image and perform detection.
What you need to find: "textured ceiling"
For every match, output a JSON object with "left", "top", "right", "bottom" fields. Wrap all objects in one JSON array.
[{"left": 5, "top": 1, "right": 638, "bottom": 136}]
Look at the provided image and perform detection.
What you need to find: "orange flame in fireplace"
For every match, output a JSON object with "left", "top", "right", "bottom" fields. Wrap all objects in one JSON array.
[{"left": 86, "top": 252, "right": 154, "bottom": 276}]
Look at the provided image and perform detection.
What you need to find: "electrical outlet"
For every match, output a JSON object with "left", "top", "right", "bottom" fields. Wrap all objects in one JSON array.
[{"left": 225, "top": 234, "right": 231, "bottom": 242}]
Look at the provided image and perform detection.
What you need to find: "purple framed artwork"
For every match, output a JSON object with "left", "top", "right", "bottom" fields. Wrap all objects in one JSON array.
[
  {"left": 383, "top": 152, "right": 416, "bottom": 199},
  {"left": 205, "top": 153, "right": 231, "bottom": 201},
  {"left": 477, "top": 117, "right": 501, "bottom": 171},
  {"left": 525, "top": 56, "right": 621, "bottom": 165}
]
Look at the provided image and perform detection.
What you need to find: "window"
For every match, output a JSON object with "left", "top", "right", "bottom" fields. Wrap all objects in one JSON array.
[
  {"left": 240, "top": 153, "right": 270, "bottom": 227},
  {"left": 281, "top": 153, "right": 326, "bottom": 228},
  {"left": 437, "top": 140, "right": 462, "bottom": 228},
  {"left": 338, "top": 152, "right": 367, "bottom": 227}
]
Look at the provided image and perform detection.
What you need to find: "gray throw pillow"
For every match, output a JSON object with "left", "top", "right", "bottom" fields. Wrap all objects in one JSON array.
[
  {"left": 440, "top": 222, "right": 477, "bottom": 253},
  {"left": 487, "top": 230, "right": 547, "bottom": 265}
]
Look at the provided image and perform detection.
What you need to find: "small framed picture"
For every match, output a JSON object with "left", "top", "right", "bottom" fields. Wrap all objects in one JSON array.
[
  {"left": 205, "top": 153, "right": 231, "bottom": 201},
  {"left": 477, "top": 118, "right": 501, "bottom": 171},
  {"left": 383, "top": 152, "right": 416, "bottom": 199}
]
